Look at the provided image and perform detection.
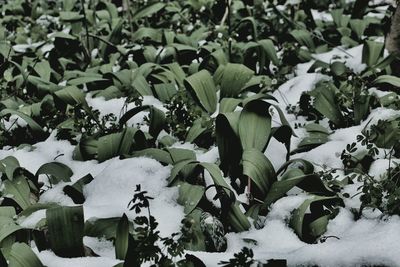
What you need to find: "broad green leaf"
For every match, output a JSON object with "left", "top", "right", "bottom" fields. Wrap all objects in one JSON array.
[
  {"left": 34, "top": 61, "right": 52, "bottom": 82},
  {"left": 0, "top": 216, "right": 21, "bottom": 245},
  {"left": 59, "top": 11, "right": 83, "bottom": 21},
  {"left": 238, "top": 100, "right": 272, "bottom": 151},
  {"left": 131, "top": 2, "right": 166, "bottom": 21},
  {"left": 85, "top": 217, "right": 132, "bottom": 240},
  {"left": 216, "top": 112, "right": 242, "bottom": 176},
  {"left": 373, "top": 75, "right": 400, "bottom": 87},
  {"left": 0, "top": 156, "right": 20, "bottom": 180},
  {"left": 177, "top": 182, "right": 205, "bottom": 214},
  {"left": 200, "top": 163, "right": 251, "bottom": 232},
  {"left": 331, "top": 61, "right": 347, "bottom": 76},
  {"left": 184, "top": 70, "right": 217, "bottom": 114},
  {"left": 63, "top": 174, "right": 94, "bottom": 204},
  {"left": 219, "top": 98, "right": 242, "bottom": 113},
  {"left": 35, "top": 162, "right": 73, "bottom": 185},
  {"left": 8, "top": 243, "right": 44, "bottom": 267},
  {"left": 186, "top": 118, "right": 210, "bottom": 143},
  {"left": 290, "top": 195, "right": 342, "bottom": 242},
  {"left": 258, "top": 39, "right": 280, "bottom": 65},
  {"left": 331, "top": 9, "right": 350, "bottom": 27},
  {"left": 2, "top": 177, "right": 33, "bottom": 210},
  {"left": 97, "top": 128, "right": 136, "bottom": 162},
  {"left": 349, "top": 19, "right": 367, "bottom": 40},
  {"left": 242, "top": 149, "right": 276, "bottom": 196},
  {"left": 115, "top": 214, "right": 129, "bottom": 260},
  {"left": 290, "top": 30, "right": 315, "bottom": 50},
  {"left": 182, "top": 209, "right": 206, "bottom": 251},
  {"left": 46, "top": 206, "right": 85, "bottom": 257},
  {"left": 0, "top": 207, "right": 16, "bottom": 217},
  {"left": 67, "top": 76, "right": 107, "bottom": 86},
  {"left": 214, "top": 64, "right": 254, "bottom": 98},
  {"left": 127, "top": 148, "right": 172, "bottom": 164},
  {"left": 92, "top": 86, "right": 124, "bottom": 100},
  {"left": 153, "top": 83, "right": 177, "bottom": 102},
  {"left": 0, "top": 109, "right": 44, "bottom": 132},
  {"left": 310, "top": 82, "right": 343, "bottom": 126},
  {"left": 54, "top": 86, "right": 87, "bottom": 106},
  {"left": 168, "top": 160, "right": 198, "bottom": 185},
  {"left": 362, "top": 40, "right": 384, "bottom": 67}
]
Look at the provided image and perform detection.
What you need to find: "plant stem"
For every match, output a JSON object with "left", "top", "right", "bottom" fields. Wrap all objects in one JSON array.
[{"left": 81, "top": 0, "right": 91, "bottom": 53}]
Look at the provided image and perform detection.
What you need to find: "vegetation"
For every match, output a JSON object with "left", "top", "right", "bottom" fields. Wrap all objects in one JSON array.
[{"left": 0, "top": 0, "right": 399, "bottom": 266}]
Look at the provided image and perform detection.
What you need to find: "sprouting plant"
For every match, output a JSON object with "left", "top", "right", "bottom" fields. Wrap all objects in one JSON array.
[
  {"left": 219, "top": 247, "right": 255, "bottom": 267},
  {"left": 165, "top": 90, "right": 203, "bottom": 141},
  {"left": 360, "top": 163, "right": 400, "bottom": 216},
  {"left": 125, "top": 185, "right": 202, "bottom": 266}
]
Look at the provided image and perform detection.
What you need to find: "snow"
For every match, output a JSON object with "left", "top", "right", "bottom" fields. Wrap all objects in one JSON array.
[
  {"left": 37, "top": 250, "right": 121, "bottom": 267},
  {"left": 83, "top": 157, "right": 184, "bottom": 235}
]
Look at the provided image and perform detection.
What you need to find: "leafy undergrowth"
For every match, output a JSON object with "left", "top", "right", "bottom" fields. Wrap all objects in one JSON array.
[{"left": 0, "top": 0, "right": 400, "bottom": 266}]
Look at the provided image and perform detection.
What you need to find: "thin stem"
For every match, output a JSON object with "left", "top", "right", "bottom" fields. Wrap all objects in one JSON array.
[
  {"left": 81, "top": 0, "right": 91, "bottom": 54},
  {"left": 124, "top": 0, "right": 134, "bottom": 36}
]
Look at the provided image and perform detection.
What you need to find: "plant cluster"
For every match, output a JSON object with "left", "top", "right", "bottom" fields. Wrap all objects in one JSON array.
[{"left": 0, "top": 0, "right": 398, "bottom": 265}]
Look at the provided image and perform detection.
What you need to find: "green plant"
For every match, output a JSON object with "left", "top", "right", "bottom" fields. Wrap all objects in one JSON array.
[
  {"left": 116, "top": 184, "right": 205, "bottom": 266},
  {"left": 360, "top": 163, "right": 400, "bottom": 216}
]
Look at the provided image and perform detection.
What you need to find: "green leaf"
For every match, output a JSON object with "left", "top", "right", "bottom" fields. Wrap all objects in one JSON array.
[
  {"left": 214, "top": 63, "right": 254, "bottom": 98},
  {"left": 153, "top": 83, "right": 177, "bottom": 102},
  {"left": 238, "top": 100, "right": 272, "bottom": 151},
  {"left": 177, "top": 182, "right": 205, "bottom": 214},
  {"left": 182, "top": 209, "right": 206, "bottom": 251},
  {"left": 216, "top": 112, "right": 242, "bottom": 176},
  {"left": 168, "top": 160, "right": 198, "bottom": 185},
  {"left": 2, "top": 177, "right": 33, "bottom": 210},
  {"left": 373, "top": 75, "right": 400, "bottom": 87},
  {"left": 184, "top": 70, "right": 218, "bottom": 114},
  {"left": 219, "top": 98, "right": 242, "bottom": 113},
  {"left": 331, "top": 61, "right": 347, "bottom": 76},
  {"left": 0, "top": 109, "right": 44, "bottom": 132},
  {"left": 35, "top": 162, "right": 73, "bottom": 185},
  {"left": 362, "top": 40, "right": 384, "bottom": 67},
  {"left": 290, "top": 30, "right": 315, "bottom": 50},
  {"left": 59, "top": 11, "right": 83, "bottom": 21},
  {"left": 258, "top": 39, "right": 280, "bottom": 65},
  {"left": 67, "top": 76, "right": 107, "bottom": 86},
  {"left": 63, "top": 174, "right": 94, "bottom": 204},
  {"left": 310, "top": 82, "right": 343, "bottom": 126},
  {"left": 54, "top": 86, "right": 87, "bottom": 107},
  {"left": 186, "top": 118, "right": 210, "bottom": 143},
  {"left": 131, "top": 2, "right": 166, "bottom": 21},
  {"left": 85, "top": 217, "right": 132, "bottom": 240},
  {"left": 349, "top": 19, "right": 367, "bottom": 40},
  {"left": 200, "top": 163, "right": 251, "bottom": 232},
  {"left": 97, "top": 128, "right": 137, "bottom": 162},
  {"left": 242, "top": 149, "right": 276, "bottom": 197},
  {"left": 115, "top": 214, "right": 129, "bottom": 260},
  {"left": 46, "top": 206, "right": 85, "bottom": 257},
  {"left": 0, "top": 216, "right": 21, "bottom": 245},
  {"left": 0, "top": 156, "right": 20, "bottom": 180},
  {"left": 8, "top": 243, "right": 44, "bottom": 267},
  {"left": 290, "top": 195, "right": 343, "bottom": 242}
]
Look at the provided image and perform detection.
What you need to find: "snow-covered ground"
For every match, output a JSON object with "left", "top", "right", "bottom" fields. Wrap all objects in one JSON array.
[{"left": 2, "top": 40, "right": 400, "bottom": 266}]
